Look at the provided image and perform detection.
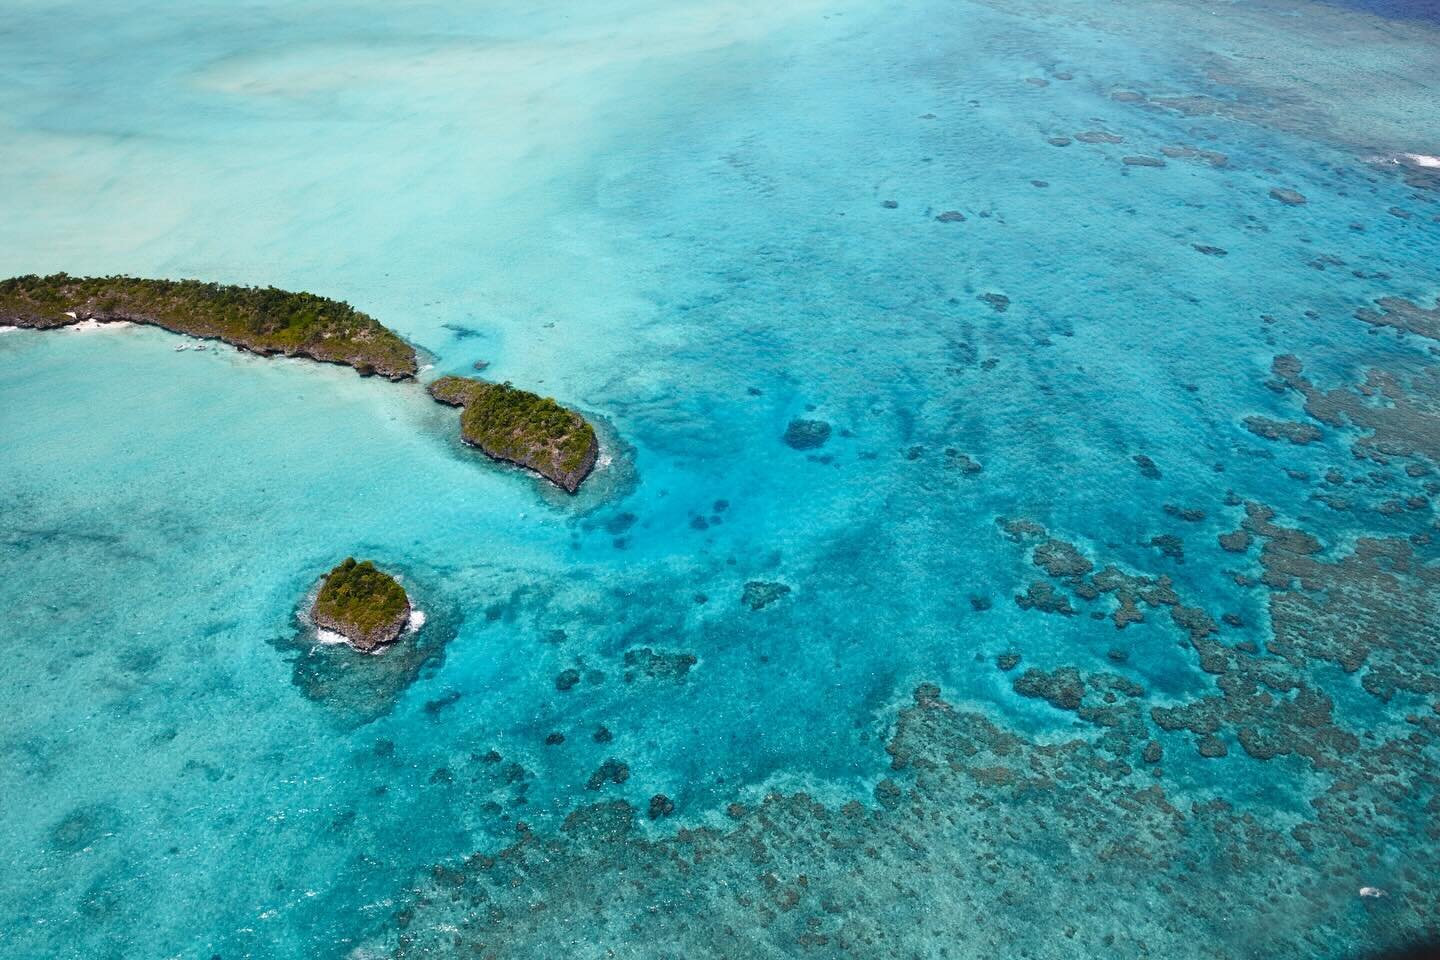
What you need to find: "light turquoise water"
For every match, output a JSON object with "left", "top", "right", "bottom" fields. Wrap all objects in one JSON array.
[{"left": 2, "top": 1, "right": 1439, "bottom": 957}]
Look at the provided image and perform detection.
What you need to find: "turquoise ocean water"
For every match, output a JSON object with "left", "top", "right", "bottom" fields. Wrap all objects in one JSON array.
[{"left": 2, "top": 0, "right": 1438, "bottom": 957}]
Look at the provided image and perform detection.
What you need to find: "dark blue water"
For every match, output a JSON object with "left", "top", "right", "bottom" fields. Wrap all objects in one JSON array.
[{"left": 1325, "top": 0, "right": 1440, "bottom": 23}]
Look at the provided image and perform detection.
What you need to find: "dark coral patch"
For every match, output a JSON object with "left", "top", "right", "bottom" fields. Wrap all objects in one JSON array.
[{"left": 783, "top": 419, "right": 832, "bottom": 450}]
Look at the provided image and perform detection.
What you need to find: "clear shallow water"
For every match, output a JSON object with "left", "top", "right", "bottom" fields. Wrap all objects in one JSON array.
[{"left": 1, "top": 1, "right": 1438, "bottom": 958}]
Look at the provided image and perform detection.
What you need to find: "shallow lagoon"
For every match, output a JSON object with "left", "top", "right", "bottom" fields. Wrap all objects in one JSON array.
[{"left": 1, "top": 0, "right": 1438, "bottom": 957}]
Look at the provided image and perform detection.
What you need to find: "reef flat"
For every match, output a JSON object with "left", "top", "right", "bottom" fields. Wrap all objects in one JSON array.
[
  {"left": 429, "top": 375, "right": 598, "bottom": 493},
  {"left": 0, "top": 273, "right": 417, "bottom": 379},
  {"left": 310, "top": 558, "right": 410, "bottom": 652},
  {"left": 369, "top": 495, "right": 1440, "bottom": 959},
  {"left": 369, "top": 677, "right": 1440, "bottom": 960}
]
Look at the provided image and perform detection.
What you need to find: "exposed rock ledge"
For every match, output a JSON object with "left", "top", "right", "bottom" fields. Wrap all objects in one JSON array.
[
  {"left": 429, "top": 375, "right": 598, "bottom": 494},
  {"left": 0, "top": 273, "right": 417, "bottom": 380}
]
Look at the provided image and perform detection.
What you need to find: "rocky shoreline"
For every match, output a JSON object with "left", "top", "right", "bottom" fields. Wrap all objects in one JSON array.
[{"left": 312, "top": 604, "right": 411, "bottom": 652}]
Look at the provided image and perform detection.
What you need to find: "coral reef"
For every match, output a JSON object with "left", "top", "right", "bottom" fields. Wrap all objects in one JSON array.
[
  {"left": 783, "top": 419, "right": 832, "bottom": 450},
  {"left": 742, "top": 581, "right": 792, "bottom": 611}
]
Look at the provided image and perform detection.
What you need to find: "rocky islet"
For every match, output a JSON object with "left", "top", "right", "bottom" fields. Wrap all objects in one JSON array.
[
  {"left": 310, "top": 557, "right": 411, "bottom": 652},
  {"left": 428, "top": 375, "right": 599, "bottom": 494}
]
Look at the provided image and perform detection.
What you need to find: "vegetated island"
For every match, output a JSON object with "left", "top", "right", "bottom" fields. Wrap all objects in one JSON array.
[
  {"left": 311, "top": 558, "right": 411, "bottom": 652},
  {"left": 0, "top": 273, "right": 417, "bottom": 380},
  {"left": 429, "top": 375, "right": 599, "bottom": 494},
  {"left": 2, "top": 273, "right": 602, "bottom": 492}
]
